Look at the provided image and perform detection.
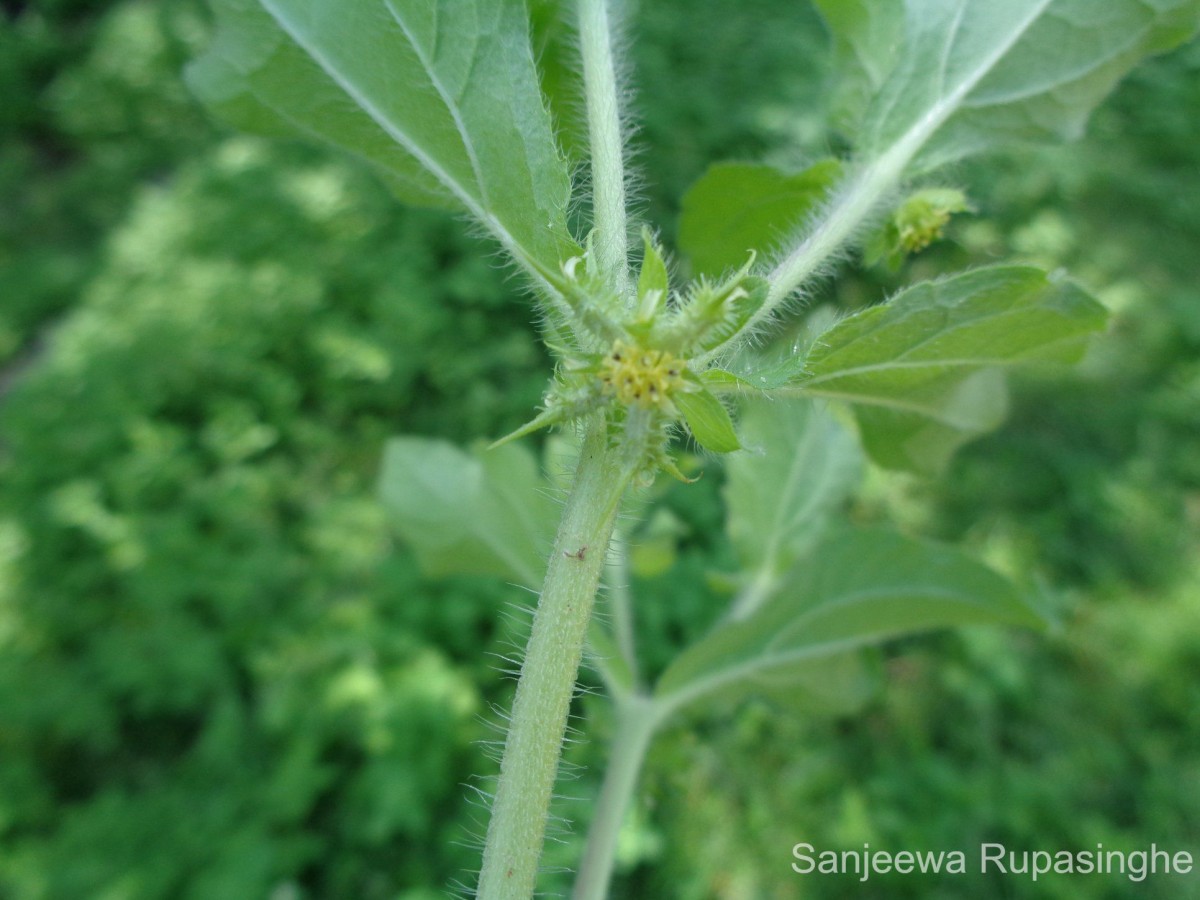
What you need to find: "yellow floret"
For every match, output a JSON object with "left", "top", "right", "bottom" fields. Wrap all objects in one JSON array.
[{"left": 598, "top": 340, "right": 686, "bottom": 409}]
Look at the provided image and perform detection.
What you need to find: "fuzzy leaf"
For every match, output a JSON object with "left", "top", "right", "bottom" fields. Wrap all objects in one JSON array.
[
  {"left": 187, "top": 0, "right": 578, "bottom": 273},
  {"left": 819, "top": 0, "right": 1200, "bottom": 171},
  {"left": 637, "top": 229, "right": 671, "bottom": 323},
  {"left": 678, "top": 160, "right": 843, "bottom": 277},
  {"left": 675, "top": 389, "right": 740, "bottom": 453},
  {"left": 700, "top": 368, "right": 761, "bottom": 391},
  {"left": 655, "top": 527, "right": 1045, "bottom": 714},
  {"left": 812, "top": 0, "right": 904, "bottom": 138},
  {"left": 790, "top": 266, "right": 1108, "bottom": 473},
  {"left": 701, "top": 354, "right": 811, "bottom": 393},
  {"left": 528, "top": 0, "right": 586, "bottom": 158},
  {"left": 378, "top": 437, "right": 555, "bottom": 587},
  {"left": 671, "top": 650, "right": 882, "bottom": 721},
  {"left": 725, "top": 399, "right": 863, "bottom": 579}
]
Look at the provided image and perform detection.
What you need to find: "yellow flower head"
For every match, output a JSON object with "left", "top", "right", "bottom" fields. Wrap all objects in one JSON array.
[{"left": 599, "top": 340, "right": 686, "bottom": 409}]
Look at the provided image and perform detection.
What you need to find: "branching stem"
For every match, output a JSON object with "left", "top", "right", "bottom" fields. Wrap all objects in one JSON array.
[
  {"left": 605, "top": 530, "right": 641, "bottom": 689},
  {"left": 721, "top": 91, "right": 972, "bottom": 361},
  {"left": 571, "top": 695, "right": 662, "bottom": 900}
]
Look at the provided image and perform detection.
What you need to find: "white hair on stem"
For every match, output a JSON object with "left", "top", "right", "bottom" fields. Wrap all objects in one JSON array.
[
  {"left": 578, "top": 0, "right": 644, "bottom": 301},
  {"left": 690, "top": 155, "right": 904, "bottom": 371}
]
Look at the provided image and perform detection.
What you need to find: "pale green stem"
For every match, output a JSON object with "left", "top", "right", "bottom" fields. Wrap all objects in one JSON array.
[
  {"left": 578, "top": 0, "right": 629, "bottom": 297},
  {"left": 697, "top": 72, "right": 987, "bottom": 367},
  {"left": 571, "top": 694, "right": 662, "bottom": 900},
  {"left": 762, "top": 146, "right": 907, "bottom": 312},
  {"left": 605, "top": 530, "right": 641, "bottom": 689},
  {"left": 476, "top": 420, "right": 636, "bottom": 900},
  {"left": 690, "top": 149, "right": 904, "bottom": 370}
]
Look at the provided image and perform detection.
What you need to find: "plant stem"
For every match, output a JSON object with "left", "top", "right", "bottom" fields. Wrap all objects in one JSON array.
[
  {"left": 691, "top": 149, "right": 905, "bottom": 369},
  {"left": 578, "top": 0, "right": 629, "bottom": 297},
  {"left": 571, "top": 694, "right": 662, "bottom": 900},
  {"left": 476, "top": 419, "right": 635, "bottom": 900},
  {"left": 705, "top": 89, "right": 974, "bottom": 364},
  {"left": 766, "top": 160, "right": 895, "bottom": 304},
  {"left": 605, "top": 531, "right": 641, "bottom": 689}
]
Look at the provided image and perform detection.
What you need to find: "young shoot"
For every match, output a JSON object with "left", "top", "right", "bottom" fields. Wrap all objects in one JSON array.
[{"left": 187, "top": 0, "right": 1200, "bottom": 896}]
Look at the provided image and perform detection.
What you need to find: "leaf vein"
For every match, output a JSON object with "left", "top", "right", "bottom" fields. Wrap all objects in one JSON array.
[{"left": 382, "top": 0, "right": 490, "bottom": 209}]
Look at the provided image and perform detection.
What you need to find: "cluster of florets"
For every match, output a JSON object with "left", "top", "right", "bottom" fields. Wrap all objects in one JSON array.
[
  {"left": 894, "top": 188, "right": 970, "bottom": 253},
  {"left": 493, "top": 234, "right": 753, "bottom": 466},
  {"left": 896, "top": 204, "right": 952, "bottom": 253},
  {"left": 598, "top": 340, "right": 686, "bottom": 409}
]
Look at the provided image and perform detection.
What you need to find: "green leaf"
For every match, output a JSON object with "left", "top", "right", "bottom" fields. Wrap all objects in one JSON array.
[
  {"left": 528, "top": 0, "right": 586, "bottom": 158},
  {"left": 702, "top": 354, "right": 815, "bottom": 394},
  {"left": 699, "top": 368, "right": 756, "bottom": 390},
  {"left": 678, "top": 160, "right": 843, "bottom": 277},
  {"left": 790, "top": 266, "right": 1108, "bottom": 473},
  {"left": 671, "top": 650, "right": 881, "bottom": 721},
  {"left": 675, "top": 389, "right": 740, "bottom": 454},
  {"left": 655, "top": 527, "right": 1044, "bottom": 714},
  {"left": 812, "top": 0, "right": 904, "bottom": 139},
  {"left": 187, "top": 0, "right": 578, "bottom": 273},
  {"left": 700, "top": 307, "right": 845, "bottom": 395},
  {"left": 725, "top": 399, "right": 863, "bottom": 580},
  {"left": 378, "top": 437, "right": 556, "bottom": 587},
  {"left": 637, "top": 228, "right": 670, "bottom": 320},
  {"left": 825, "top": 0, "right": 1200, "bottom": 171},
  {"left": 855, "top": 368, "right": 1009, "bottom": 475},
  {"left": 741, "top": 651, "right": 881, "bottom": 718}
]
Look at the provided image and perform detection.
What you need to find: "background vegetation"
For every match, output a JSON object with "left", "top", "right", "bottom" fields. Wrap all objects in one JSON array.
[{"left": 1, "top": 1, "right": 1196, "bottom": 898}]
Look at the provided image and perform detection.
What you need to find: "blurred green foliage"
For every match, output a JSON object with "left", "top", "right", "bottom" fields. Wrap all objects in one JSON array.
[{"left": 1, "top": 1, "right": 1197, "bottom": 899}]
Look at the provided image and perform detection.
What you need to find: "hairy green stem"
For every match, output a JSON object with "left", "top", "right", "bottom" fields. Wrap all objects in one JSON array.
[
  {"left": 476, "top": 420, "right": 635, "bottom": 900},
  {"left": 578, "top": 0, "right": 629, "bottom": 296},
  {"left": 571, "top": 695, "right": 661, "bottom": 900},
  {"left": 765, "top": 155, "right": 899, "bottom": 307},
  {"left": 691, "top": 150, "right": 905, "bottom": 370},
  {"left": 728, "top": 67, "right": 994, "bottom": 357}
]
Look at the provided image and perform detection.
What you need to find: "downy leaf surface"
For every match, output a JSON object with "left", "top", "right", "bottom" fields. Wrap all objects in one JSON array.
[
  {"left": 724, "top": 399, "right": 863, "bottom": 579},
  {"left": 668, "top": 650, "right": 882, "bottom": 722},
  {"left": 817, "top": 0, "right": 1200, "bottom": 169},
  {"left": 187, "top": 0, "right": 577, "bottom": 273},
  {"left": 811, "top": 0, "right": 903, "bottom": 138},
  {"left": 790, "top": 266, "right": 1108, "bottom": 473},
  {"left": 378, "top": 437, "right": 556, "bottom": 587},
  {"left": 678, "top": 160, "right": 842, "bottom": 278},
  {"left": 655, "top": 527, "right": 1044, "bottom": 714}
]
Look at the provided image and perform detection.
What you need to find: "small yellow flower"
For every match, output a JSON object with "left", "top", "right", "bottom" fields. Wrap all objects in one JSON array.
[{"left": 598, "top": 340, "right": 687, "bottom": 409}]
